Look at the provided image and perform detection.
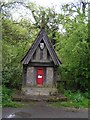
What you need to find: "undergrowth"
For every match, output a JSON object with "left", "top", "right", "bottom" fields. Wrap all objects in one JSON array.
[
  {"left": 2, "top": 86, "right": 24, "bottom": 107},
  {"left": 49, "top": 90, "right": 89, "bottom": 108}
]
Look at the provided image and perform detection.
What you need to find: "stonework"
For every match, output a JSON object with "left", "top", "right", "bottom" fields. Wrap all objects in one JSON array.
[
  {"left": 25, "top": 66, "right": 54, "bottom": 87},
  {"left": 46, "top": 67, "right": 54, "bottom": 86},
  {"left": 26, "top": 67, "right": 35, "bottom": 86},
  {"left": 21, "top": 28, "right": 61, "bottom": 96},
  {"left": 22, "top": 87, "right": 57, "bottom": 96}
]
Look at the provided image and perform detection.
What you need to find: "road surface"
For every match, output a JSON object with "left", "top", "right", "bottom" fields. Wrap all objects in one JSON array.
[{"left": 2, "top": 101, "right": 89, "bottom": 118}]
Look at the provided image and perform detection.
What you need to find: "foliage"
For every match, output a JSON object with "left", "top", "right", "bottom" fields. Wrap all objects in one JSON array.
[
  {"left": 56, "top": 7, "right": 89, "bottom": 91},
  {"left": 2, "top": 86, "right": 24, "bottom": 107},
  {"left": 2, "top": 40, "right": 22, "bottom": 88},
  {"left": 64, "top": 90, "right": 89, "bottom": 108},
  {"left": 48, "top": 90, "right": 89, "bottom": 108},
  {"left": 2, "top": 86, "right": 13, "bottom": 107},
  {"left": 1, "top": 1, "right": 89, "bottom": 92},
  {"left": 0, "top": 86, "right": 2, "bottom": 107},
  {"left": 57, "top": 81, "right": 65, "bottom": 94},
  {"left": 2, "top": 18, "right": 39, "bottom": 89}
]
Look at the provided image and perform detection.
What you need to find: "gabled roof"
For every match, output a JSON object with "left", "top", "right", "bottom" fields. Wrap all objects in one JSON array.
[{"left": 21, "top": 27, "right": 62, "bottom": 66}]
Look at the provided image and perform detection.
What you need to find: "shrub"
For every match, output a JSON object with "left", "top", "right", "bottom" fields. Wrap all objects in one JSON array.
[
  {"left": 2, "top": 86, "right": 23, "bottom": 107},
  {"left": 64, "top": 90, "right": 88, "bottom": 108},
  {"left": 2, "top": 86, "right": 12, "bottom": 104}
]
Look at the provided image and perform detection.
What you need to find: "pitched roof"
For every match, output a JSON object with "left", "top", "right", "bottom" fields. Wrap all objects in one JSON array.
[{"left": 21, "top": 27, "right": 62, "bottom": 66}]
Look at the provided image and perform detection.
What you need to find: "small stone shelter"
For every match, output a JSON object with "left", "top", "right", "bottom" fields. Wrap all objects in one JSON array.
[{"left": 21, "top": 27, "right": 61, "bottom": 95}]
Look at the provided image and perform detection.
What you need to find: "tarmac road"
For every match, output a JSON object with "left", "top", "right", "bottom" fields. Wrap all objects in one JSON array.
[{"left": 2, "top": 101, "right": 89, "bottom": 118}]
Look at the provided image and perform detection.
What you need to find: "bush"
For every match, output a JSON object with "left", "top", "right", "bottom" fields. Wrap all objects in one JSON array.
[
  {"left": 2, "top": 86, "right": 12, "bottom": 104},
  {"left": 83, "top": 92, "right": 90, "bottom": 99},
  {"left": 57, "top": 83, "right": 65, "bottom": 93},
  {"left": 2, "top": 86, "right": 22, "bottom": 107},
  {"left": 2, "top": 65, "right": 22, "bottom": 89},
  {"left": 64, "top": 90, "right": 89, "bottom": 108},
  {"left": 0, "top": 86, "right": 2, "bottom": 107}
]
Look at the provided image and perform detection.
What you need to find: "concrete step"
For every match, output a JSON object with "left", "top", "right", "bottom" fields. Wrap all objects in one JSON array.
[
  {"left": 12, "top": 94, "right": 67, "bottom": 102},
  {"left": 22, "top": 87, "right": 58, "bottom": 96},
  {"left": 12, "top": 89, "right": 67, "bottom": 102}
]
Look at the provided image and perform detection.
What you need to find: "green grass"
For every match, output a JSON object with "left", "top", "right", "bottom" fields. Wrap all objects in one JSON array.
[
  {"left": 2, "top": 86, "right": 89, "bottom": 108},
  {"left": 2, "top": 86, "right": 25, "bottom": 108},
  {"left": 0, "top": 85, "right": 2, "bottom": 107},
  {"left": 2, "top": 86, "right": 37, "bottom": 108},
  {"left": 3, "top": 101, "right": 37, "bottom": 108},
  {"left": 48, "top": 90, "right": 89, "bottom": 108},
  {"left": 48, "top": 99, "right": 88, "bottom": 108},
  {"left": 2, "top": 101, "right": 25, "bottom": 108}
]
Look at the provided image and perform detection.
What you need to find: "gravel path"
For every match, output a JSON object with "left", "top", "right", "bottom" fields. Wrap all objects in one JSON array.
[{"left": 2, "top": 101, "right": 89, "bottom": 118}]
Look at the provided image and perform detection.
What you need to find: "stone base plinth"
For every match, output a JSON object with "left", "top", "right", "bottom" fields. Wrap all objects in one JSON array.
[{"left": 22, "top": 87, "right": 58, "bottom": 96}]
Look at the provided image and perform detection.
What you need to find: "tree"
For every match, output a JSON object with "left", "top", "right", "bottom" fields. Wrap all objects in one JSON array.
[
  {"left": 2, "top": 0, "right": 89, "bottom": 92},
  {"left": 55, "top": 4, "right": 89, "bottom": 91}
]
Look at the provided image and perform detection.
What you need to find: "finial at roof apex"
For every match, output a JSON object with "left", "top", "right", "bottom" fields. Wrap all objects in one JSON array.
[{"left": 41, "top": 11, "right": 46, "bottom": 29}]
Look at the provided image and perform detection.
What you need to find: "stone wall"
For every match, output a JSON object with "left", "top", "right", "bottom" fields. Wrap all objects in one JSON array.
[
  {"left": 46, "top": 67, "right": 54, "bottom": 86},
  {"left": 25, "top": 66, "right": 55, "bottom": 87},
  {"left": 26, "top": 67, "right": 35, "bottom": 86}
]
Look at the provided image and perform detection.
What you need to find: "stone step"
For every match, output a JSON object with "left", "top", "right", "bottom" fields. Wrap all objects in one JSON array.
[
  {"left": 22, "top": 87, "right": 58, "bottom": 96},
  {"left": 12, "top": 88, "right": 67, "bottom": 102},
  {"left": 12, "top": 94, "right": 67, "bottom": 102}
]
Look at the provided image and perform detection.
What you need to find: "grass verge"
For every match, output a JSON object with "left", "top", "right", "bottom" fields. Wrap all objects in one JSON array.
[{"left": 48, "top": 90, "right": 89, "bottom": 108}]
